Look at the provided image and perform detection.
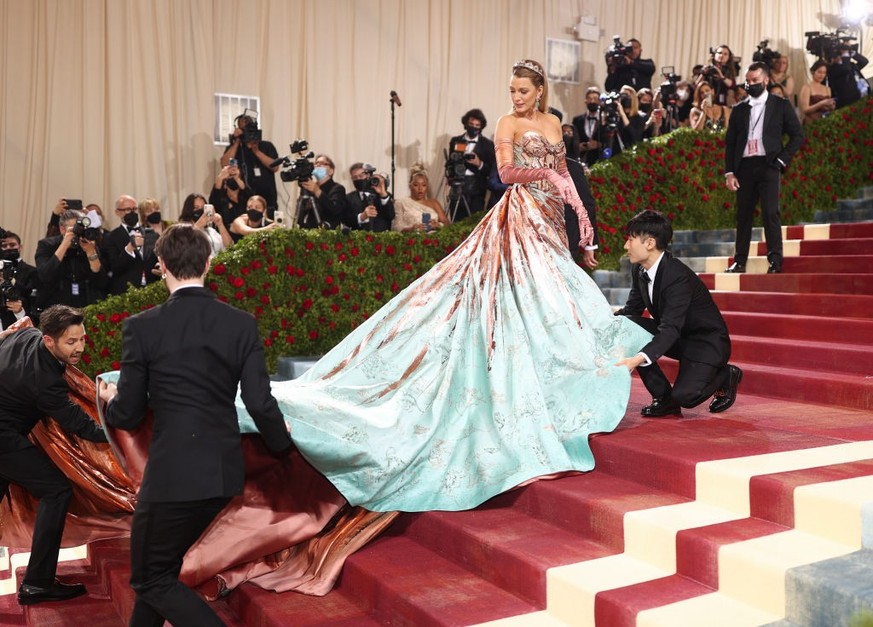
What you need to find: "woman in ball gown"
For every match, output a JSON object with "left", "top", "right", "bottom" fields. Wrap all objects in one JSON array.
[{"left": 1, "top": 59, "right": 650, "bottom": 598}]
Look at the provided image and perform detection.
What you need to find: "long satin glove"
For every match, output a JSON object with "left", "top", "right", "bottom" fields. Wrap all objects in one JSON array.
[{"left": 495, "top": 138, "right": 593, "bottom": 247}]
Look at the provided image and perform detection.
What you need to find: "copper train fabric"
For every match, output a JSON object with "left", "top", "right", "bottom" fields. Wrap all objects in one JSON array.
[{"left": 0, "top": 366, "right": 396, "bottom": 597}]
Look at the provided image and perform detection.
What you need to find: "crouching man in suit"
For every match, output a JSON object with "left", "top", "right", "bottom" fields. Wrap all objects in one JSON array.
[
  {"left": 99, "top": 224, "right": 292, "bottom": 626},
  {"left": 0, "top": 306, "right": 108, "bottom": 605},
  {"left": 615, "top": 210, "right": 742, "bottom": 417}
]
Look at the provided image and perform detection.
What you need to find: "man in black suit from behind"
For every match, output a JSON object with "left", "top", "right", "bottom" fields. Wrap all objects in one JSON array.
[
  {"left": 447, "top": 108, "right": 497, "bottom": 220},
  {"left": 615, "top": 210, "right": 742, "bottom": 417},
  {"left": 0, "top": 305, "right": 108, "bottom": 605},
  {"left": 724, "top": 62, "right": 803, "bottom": 274},
  {"left": 99, "top": 224, "right": 292, "bottom": 626}
]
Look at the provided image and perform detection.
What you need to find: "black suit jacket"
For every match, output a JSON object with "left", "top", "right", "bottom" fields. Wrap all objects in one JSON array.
[
  {"left": 0, "top": 327, "right": 106, "bottom": 453},
  {"left": 616, "top": 252, "right": 731, "bottom": 366},
  {"left": 298, "top": 179, "right": 348, "bottom": 229},
  {"left": 571, "top": 113, "right": 602, "bottom": 166},
  {"left": 344, "top": 191, "right": 395, "bottom": 232},
  {"left": 105, "top": 225, "right": 156, "bottom": 295},
  {"left": 448, "top": 133, "right": 496, "bottom": 200},
  {"left": 563, "top": 158, "right": 599, "bottom": 251},
  {"left": 105, "top": 287, "right": 292, "bottom": 502},
  {"left": 34, "top": 235, "right": 108, "bottom": 309},
  {"left": 724, "top": 95, "right": 803, "bottom": 175}
]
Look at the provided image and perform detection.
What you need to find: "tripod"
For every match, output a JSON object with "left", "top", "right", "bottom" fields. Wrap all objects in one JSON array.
[
  {"left": 445, "top": 182, "right": 471, "bottom": 223},
  {"left": 294, "top": 191, "right": 323, "bottom": 228}
]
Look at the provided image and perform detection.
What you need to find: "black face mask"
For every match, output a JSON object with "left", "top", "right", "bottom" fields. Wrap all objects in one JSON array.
[
  {"left": 353, "top": 179, "right": 368, "bottom": 192},
  {"left": 226, "top": 178, "right": 239, "bottom": 191},
  {"left": 620, "top": 95, "right": 631, "bottom": 108},
  {"left": 192, "top": 210, "right": 204, "bottom": 221},
  {"left": 465, "top": 125, "right": 481, "bottom": 138},
  {"left": 746, "top": 82, "right": 766, "bottom": 98},
  {"left": 586, "top": 102, "right": 600, "bottom": 113},
  {"left": 146, "top": 212, "right": 162, "bottom": 225},
  {"left": 247, "top": 209, "right": 264, "bottom": 222},
  {"left": 122, "top": 212, "right": 139, "bottom": 227},
  {"left": 0, "top": 248, "right": 19, "bottom": 262},
  {"left": 639, "top": 103, "right": 652, "bottom": 113}
]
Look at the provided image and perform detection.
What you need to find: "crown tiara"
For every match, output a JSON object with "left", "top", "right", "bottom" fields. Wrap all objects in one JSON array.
[{"left": 512, "top": 60, "right": 544, "bottom": 78}]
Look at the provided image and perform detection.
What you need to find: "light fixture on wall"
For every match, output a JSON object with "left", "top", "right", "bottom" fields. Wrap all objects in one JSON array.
[{"left": 572, "top": 15, "right": 600, "bottom": 43}]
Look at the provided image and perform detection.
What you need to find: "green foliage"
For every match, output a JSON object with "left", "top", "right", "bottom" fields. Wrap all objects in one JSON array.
[{"left": 79, "top": 99, "right": 873, "bottom": 375}]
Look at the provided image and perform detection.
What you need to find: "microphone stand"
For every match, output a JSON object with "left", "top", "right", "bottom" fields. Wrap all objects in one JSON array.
[{"left": 390, "top": 92, "right": 397, "bottom": 196}]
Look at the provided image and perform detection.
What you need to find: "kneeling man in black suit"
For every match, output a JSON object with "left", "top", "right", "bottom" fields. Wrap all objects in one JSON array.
[
  {"left": 99, "top": 224, "right": 292, "bottom": 626},
  {"left": 615, "top": 210, "right": 742, "bottom": 417}
]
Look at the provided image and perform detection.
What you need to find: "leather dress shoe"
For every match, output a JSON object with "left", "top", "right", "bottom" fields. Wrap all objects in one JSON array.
[
  {"left": 641, "top": 396, "right": 682, "bottom": 418},
  {"left": 725, "top": 262, "right": 746, "bottom": 273},
  {"left": 767, "top": 261, "right": 782, "bottom": 274},
  {"left": 18, "top": 579, "right": 87, "bottom": 605},
  {"left": 709, "top": 365, "right": 743, "bottom": 413}
]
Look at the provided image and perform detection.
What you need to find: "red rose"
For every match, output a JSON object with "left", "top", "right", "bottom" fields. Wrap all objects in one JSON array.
[
  {"left": 320, "top": 243, "right": 329, "bottom": 251},
  {"left": 96, "top": 313, "right": 106, "bottom": 322},
  {"left": 350, "top": 247, "right": 360, "bottom": 256},
  {"left": 335, "top": 242, "right": 344, "bottom": 250},
  {"left": 338, "top": 253, "right": 348, "bottom": 262},
  {"left": 330, "top": 304, "right": 340, "bottom": 312},
  {"left": 296, "top": 268, "right": 305, "bottom": 277},
  {"left": 303, "top": 299, "right": 313, "bottom": 310},
  {"left": 213, "top": 263, "right": 226, "bottom": 275},
  {"left": 111, "top": 361, "right": 120, "bottom": 370},
  {"left": 82, "top": 354, "right": 91, "bottom": 365},
  {"left": 309, "top": 330, "right": 318, "bottom": 341},
  {"left": 246, "top": 287, "right": 257, "bottom": 297},
  {"left": 261, "top": 295, "right": 270, "bottom": 304},
  {"left": 235, "top": 291, "right": 244, "bottom": 300},
  {"left": 286, "top": 335, "right": 296, "bottom": 344},
  {"left": 100, "top": 347, "right": 110, "bottom": 357},
  {"left": 268, "top": 265, "right": 278, "bottom": 275},
  {"left": 250, "top": 260, "right": 262, "bottom": 270},
  {"left": 232, "top": 277, "right": 245, "bottom": 288},
  {"left": 109, "top": 313, "right": 122, "bottom": 324},
  {"left": 264, "top": 338, "right": 272, "bottom": 347},
  {"left": 325, "top": 276, "right": 334, "bottom": 284},
  {"left": 386, "top": 245, "right": 396, "bottom": 256},
  {"left": 305, "top": 242, "right": 314, "bottom": 250},
  {"left": 241, "top": 267, "right": 251, "bottom": 276}
]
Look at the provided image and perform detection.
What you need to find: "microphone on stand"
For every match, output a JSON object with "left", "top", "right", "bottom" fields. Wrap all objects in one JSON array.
[{"left": 390, "top": 90, "right": 402, "bottom": 107}]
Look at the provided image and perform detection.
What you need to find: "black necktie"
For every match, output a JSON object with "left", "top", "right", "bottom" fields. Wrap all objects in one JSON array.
[{"left": 639, "top": 267, "right": 651, "bottom": 284}]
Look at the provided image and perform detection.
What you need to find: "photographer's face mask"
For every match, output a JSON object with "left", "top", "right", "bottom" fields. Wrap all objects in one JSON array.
[
  {"left": 353, "top": 179, "right": 368, "bottom": 192},
  {"left": 247, "top": 209, "right": 264, "bottom": 222},
  {"left": 465, "top": 124, "right": 481, "bottom": 138},
  {"left": 313, "top": 166, "right": 329, "bottom": 182},
  {"left": 122, "top": 212, "right": 139, "bottom": 227}
]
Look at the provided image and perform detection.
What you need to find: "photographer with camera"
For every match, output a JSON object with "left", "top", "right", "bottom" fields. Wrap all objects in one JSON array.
[
  {"left": 827, "top": 45, "right": 869, "bottom": 109},
  {"left": 220, "top": 112, "right": 280, "bottom": 217},
  {"left": 209, "top": 163, "right": 251, "bottom": 242},
  {"left": 655, "top": 69, "right": 694, "bottom": 132},
  {"left": 604, "top": 37, "right": 656, "bottom": 93},
  {"left": 1, "top": 232, "right": 39, "bottom": 320},
  {"left": 572, "top": 87, "right": 605, "bottom": 167},
  {"left": 34, "top": 210, "right": 107, "bottom": 310},
  {"left": 446, "top": 108, "right": 496, "bottom": 219},
  {"left": 179, "top": 193, "right": 234, "bottom": 255},
  {"left": 104, "top": 195, "right": 157, "bottom": 295},
  {"left": 689, "top": 81, "right": 731, "bottom": 131},
  {"left": 696, "top": 44, "right": 739, "bottom": 106},
  {"left": 297, "top": 155, "right": 348, "bottom": 229},
  {"left": 345, "top": 163, "right": 394, "bottom": 232}
]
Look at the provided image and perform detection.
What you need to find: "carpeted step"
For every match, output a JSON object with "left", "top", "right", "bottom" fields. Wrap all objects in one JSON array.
[
  {"left": 755, "top": 237, "right": 873, "bottom": 256},
  {"left": 729, "top": 335, "right": 873, "bottom": 376},
  {"left": 710, "top": 272, "right": 873, "bottom": 295},
  {"left": 229, "top": 582, "right": 381, "bottom": 627},
  {"left": 722, "top": 311, "right": 873, "bottom": 344},
  {"left": 828, "top": 221, "right": 873, "bottom": 238},
  {"left": 593, "top": 574, "right": 715, "bottom": 627},
  {"left": 712, "top": 290, "right": 873, "bottom": 318},
  {"left": 659, "top": 359, "right": 873, "bottom": 412},
  {"left": 337, "top": 535, "right": 538, "bottom": 626}
]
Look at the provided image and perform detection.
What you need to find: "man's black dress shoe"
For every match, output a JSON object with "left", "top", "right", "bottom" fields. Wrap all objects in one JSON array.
[
  {"left": 641, "top": 397, "right": 682, "bottom": 418},
  {"left": 18, "top": 579, "right": 87, "bottom": 605},
  {"left": 725, "top": 262, "right": 746, "bottom": 273},
  {"left": 709, "top": 365, "right": 743, "bottom": 413},
  {"left": 767, "top": 262, "right": 782, "bottom": 274}
]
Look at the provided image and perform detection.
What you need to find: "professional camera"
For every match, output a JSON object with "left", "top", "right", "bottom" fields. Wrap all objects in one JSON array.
[
  {"left": 278, "top": 139, "right": 316, "bottom": 183},
  {"left": 599, "top": 91, "right": 623, "bottom": 130},
  {"left": 70, "top": 216, "right": 100, "bottom": 247},
  {"left": 752, "top": 40, "right": 781, "bottom": 66},
  {"left": 231, "top": 114, "right": 263, "bottom": 144},
  {"left": 444, "top": 150, "right": 469, "bottom": 185},
  {"left": 658, "top": 67, "right": 682, "bottom": 105},
  {"left": 0, "top": 261, "right": 18, "bottom": 307},
  {"left": 361, "top": 163, "right": 389, "bottom": 190},
  {"left": 805, "top": 30, "right": 858, "bottom": 59},
  {"left": 605, "top": 35, "right": 632, "bottom": 67}
]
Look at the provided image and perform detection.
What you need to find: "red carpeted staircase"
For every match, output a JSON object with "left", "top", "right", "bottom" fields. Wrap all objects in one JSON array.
[{"left": 2, "top": 221, "right": 873, "bottom": 626}]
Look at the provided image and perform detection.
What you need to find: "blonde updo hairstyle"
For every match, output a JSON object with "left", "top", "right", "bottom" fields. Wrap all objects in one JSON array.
[
  {"left": 408, "top": 163, "right": 431, "bottom": 192},
  {"left": 512, "top": 59, "right": 548, "bottom": 113}
]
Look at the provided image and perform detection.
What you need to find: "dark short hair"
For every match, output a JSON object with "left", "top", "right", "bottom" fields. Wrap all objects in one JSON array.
[
  {"left": 40, "top": 305, "right": 85, "bottom": 340},
  {"left": 179, "top": 193, "right": 207, "bottom": 223},
  {"left": 624, "top": 209, "right": 673, "bottom": 251},
  {"left": 3, "top": 232, "right": 21, "bottom": 244},
  {"left": 349, "top": 162, "right": 364, "bottom": 175},
  {"left": 747, "top": 61, "right": 771, "bottom": 78},
  {"left": 548, "top": 106, "right": 564, "bottom": 121},
  {"left": 810, "top": 59, "right": 828, "bottom": 73},
  {"left": 154, "top": 224, "right": 212, "bottom": 280},
  {"left": 461, "top": 108, "right": 487, "bottom": 130}
]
